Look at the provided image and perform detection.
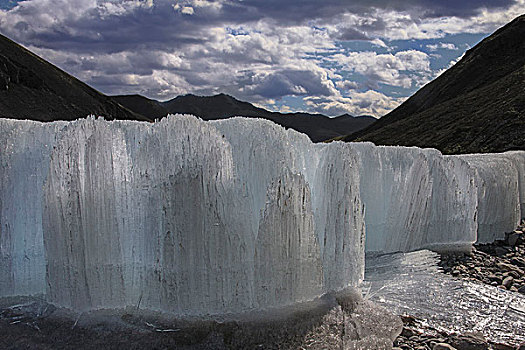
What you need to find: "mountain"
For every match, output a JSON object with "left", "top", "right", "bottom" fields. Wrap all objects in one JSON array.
[
  {"left": 112, "top": 94, "right": 169, "bottom": 120},
  {"left": 116, "top": 93, "right": 376, "bottom": 142},
  {"left": 0, "top": 34, "right": 149, "bottom": 122},
  {"left": 340, "top": 14, "right": 525, "bottom": 154},
  {"left": 0, "top": 30, "right": 374, "bottom": 141}
]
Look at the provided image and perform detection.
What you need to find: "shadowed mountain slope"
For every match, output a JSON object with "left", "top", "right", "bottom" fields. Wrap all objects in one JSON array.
[
  {"left": 117, "top": 92, "right": 376, "bottom": 142},
  {"left": 341, "top": 14, "right": 525, "bottom": 154},
  {"left": 0, "top": 34, "right": 149, "bottom": 122}
]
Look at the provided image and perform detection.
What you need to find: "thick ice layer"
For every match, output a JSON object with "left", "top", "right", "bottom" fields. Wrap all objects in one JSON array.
[
  {"left": 350, "top": 143, "right": 478, "bottom": 252},
  {"left": 458, "top": 154, "right": 522, "bottom": 242},
  {"left": 38, "top": 116, "right": 364, "bottom": 314},
  {"left": 0, "top": 120, "right": 66, "bottom": 297},
  {"left": 0, "top": 115, "right": 524, "bottom": 315}
]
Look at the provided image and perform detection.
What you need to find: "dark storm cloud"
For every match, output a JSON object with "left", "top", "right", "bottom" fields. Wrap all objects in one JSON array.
[
  {"left": 237, "top": 0, "right": 518, "bottom": 22},
  {"left": 250, "top": 70, "right": 334, "bottom": 99},
  {"left": 3, "top": 0, "right": 518, "bottom": 51}
]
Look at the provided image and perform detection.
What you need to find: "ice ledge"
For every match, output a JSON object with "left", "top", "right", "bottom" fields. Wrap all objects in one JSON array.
[{"left": 0, "top": 116, "right": 523, "bottom": 315}]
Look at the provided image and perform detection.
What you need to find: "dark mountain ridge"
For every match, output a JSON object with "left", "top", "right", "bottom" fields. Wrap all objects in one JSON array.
[
  {"left": 0, "top": 34, "right": 147, "bottom": 122},
  {"left": 341, "top": 14, "right": 525, "bottom": 154},
  {"left": 114, "top": 93, "right": 376, "bottom": 142}
]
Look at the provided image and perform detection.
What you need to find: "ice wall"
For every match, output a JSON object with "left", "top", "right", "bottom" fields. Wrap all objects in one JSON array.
[
  {"left": 457, "top": 153, "right": 522, "bottom": 243},
  {"left": 350, "top": 143, "right": 478, "bottom": 253},
  {"left": 0, "top": 115, "right": 524, "bottom": 315},
  {"left": 0, "top": 120, "right": 66, "bottom": 297},
  {"left": 40, "top": 116, "right": 365, "bottom": 314}
]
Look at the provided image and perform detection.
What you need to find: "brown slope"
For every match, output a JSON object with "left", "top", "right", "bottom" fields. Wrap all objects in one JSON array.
[
  {"left": 342, "top": 14, "right": 525, "bottom": 153},
  {"left": 0, "top": 33, "right": 149, "bottom": 122}
]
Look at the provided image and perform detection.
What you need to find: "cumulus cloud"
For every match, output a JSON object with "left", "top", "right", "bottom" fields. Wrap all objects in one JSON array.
[
  {"left": 304, "top": 90, "right": 405, "bottom": 117},
  {"left": 427, "top": 42, "right": 458, "bottom": 51},
  {"left": 328, "top": 50, "right": 430, "bottom": 89}
]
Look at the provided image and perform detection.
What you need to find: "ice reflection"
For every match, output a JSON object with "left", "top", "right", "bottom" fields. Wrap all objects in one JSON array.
[{"left": 363, "top": 250, "right": 525, "bottom": 346}]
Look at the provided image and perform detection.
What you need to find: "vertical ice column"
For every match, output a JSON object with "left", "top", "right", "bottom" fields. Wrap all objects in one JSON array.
[
  {"left": 254, "top": 171, "right": 323, "bottom": 308},
  {"left": 127, "top": 116, "right": 255, "bottom": 315},
  {"left": 502, "top": 151, "right": 525, "bottom": 219},
  {"left": 0, "top": 120, "right": 64, "bottom": 297},
  {"left": 214, "top": 118, "right": 365, "bottom": 307},
  {"left": 350, "top": 144, "right": 434, "bottom": 253},
  {"left": 459, "top": 154, "right": 521, "bottom": 243},
  {"left": 350, "top": 143, "right": 478, "bottom": 253},
  {"left": 43, "top": 119, "right": 126, "bottom": 310},
  {"left": 427, "top": 156, "right": 478, "bottom": 248},
  {"left": 211, "top": 118, "right": 316, "bottom": 235},
  {"left": 312, "top": 142, "right": 365, "bottom": 290}
]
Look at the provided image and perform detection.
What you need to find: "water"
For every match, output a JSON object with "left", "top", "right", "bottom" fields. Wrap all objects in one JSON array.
[{"left": 363, "top": 249, "right": 525, "bottom": 346}]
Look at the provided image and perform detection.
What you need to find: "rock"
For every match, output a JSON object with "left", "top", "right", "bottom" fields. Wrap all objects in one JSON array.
[
  {"left": 507, "top": 233, "right": 520, "bottom": 246},
  {"left": 345, "top": 336, "right": 392, "bottom": 350},
  {"left": 400, "top": 314, "right": 416, "bottom": 325},
  {"left": 433, "top": 343, "right": 456, "bottom": 350},
  {"left": 491, "top": 342, "right": 514, "bottom": 350},
  {"left": 502, "top": 276, "right": 514, "bottom": 288},
  {"left": 508, "top": 270, "right": 522, "bottom": 279},
  {"left": 518, "top": 285, "right": 525, "bottom": 294},
  {"left": 449, "top": 332, "right": 488, "bottom": 350},
  {"left": 400, "top": 327, "right": 416, "bottom": 338},
  {"left": 495, "top": 247, "right": 509, "bottom": 256},
  {"left": 517, "top": 341, "right": 525, "bottom": 350},
  {"left": 497, "top": 262, "right": 524, "bottom": 275},
  {"left": 510, "top": 257, "right": 525, "bottom": 268},
  {"left": 488, "top": 274, "right": 502, "bottom": 283}
]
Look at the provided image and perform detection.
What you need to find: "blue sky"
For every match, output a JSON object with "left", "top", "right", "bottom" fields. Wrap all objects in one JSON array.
[{"left": 0, "top": 0, "right": 523, "bottom": 117}]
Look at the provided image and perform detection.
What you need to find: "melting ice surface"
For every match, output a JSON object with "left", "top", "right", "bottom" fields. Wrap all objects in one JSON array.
[
  {"left": 364, "top": 250, "right": 525, "bottom": 346},
  {"left": 0, "top": 115, "right": 524, "bottom": 316}
]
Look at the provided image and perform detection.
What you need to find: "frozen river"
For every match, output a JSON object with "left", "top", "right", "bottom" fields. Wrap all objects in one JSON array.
[{"left": 364, "top": 250, "right": 525, "bottom": 346}]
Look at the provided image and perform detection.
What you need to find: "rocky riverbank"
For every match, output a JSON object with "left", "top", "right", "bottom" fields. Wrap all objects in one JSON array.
[
  {"left": 439, "top": 221, "right": 525, "bottom": 294},
  {"left": 393, "top": 221, "right": 525, "bottom": 350},
  {"left": 394, "top": 314, "right": 524, "bottom": 350}
]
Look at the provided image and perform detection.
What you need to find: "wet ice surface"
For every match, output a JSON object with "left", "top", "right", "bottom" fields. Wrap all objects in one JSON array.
[{"left": 363, "top": 249, "right": 525, "bottom": 346}]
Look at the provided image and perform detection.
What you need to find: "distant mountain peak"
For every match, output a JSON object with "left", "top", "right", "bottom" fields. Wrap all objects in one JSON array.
[
  {"left": 0, "top": 32, "right": 375, "bottom": 141},
  {"left": 116, "top": 92, "right": 375, "bottom": 142}
]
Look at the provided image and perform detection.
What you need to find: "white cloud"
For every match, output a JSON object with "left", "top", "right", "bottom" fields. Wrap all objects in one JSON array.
[
  {"left": 427, "top": 42, "right": 458, "bottom": 51},
  {"left": 181, "top": 6, "right": 194, "bottom": 15},
  {"left": 371, "top": 38, "right": 388, "bottom": 48},
  {"left": 336, "top": 80, "right": 359, "bottom": 91},
  {"left": 304, "top": 90, "right": 405, "bottom": 117},
  {"left": 329, "top": 50, "right": 430, "bottom": 89}
]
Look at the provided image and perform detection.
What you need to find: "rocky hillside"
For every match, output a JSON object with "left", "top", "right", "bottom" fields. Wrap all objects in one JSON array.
[
  {"left": 0, "top": 34, "right": 148, "bottom": 122},
  {"left": 341, "top": 14, "right": 525, "bottom": 154}
]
